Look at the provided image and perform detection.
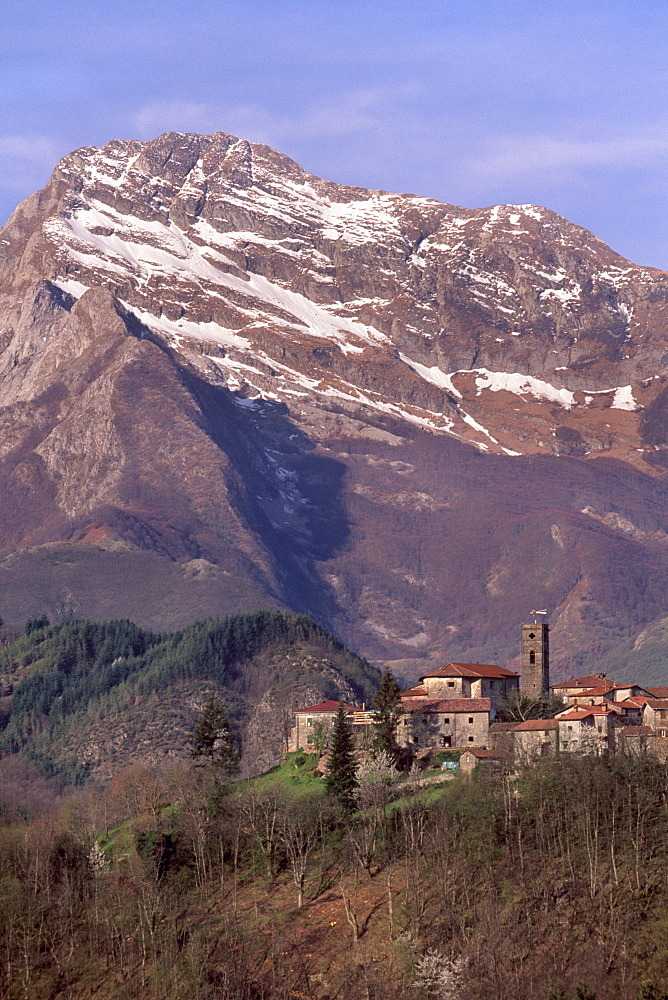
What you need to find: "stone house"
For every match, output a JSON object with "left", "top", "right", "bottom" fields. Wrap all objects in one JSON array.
[
  {"left": 398, "top": 697, "right": 491, "bottom": 750},
  {"left": 459, "top": 748, "right": 502, "bottom": 770},
  {"left": 556, "top": 706, "right": 622, "bottom": 753},
  {"left": 512, "top": 718, "right": 559, "bottom": 763},
  {"left": 291, "top": 700, "right": 357, "bottom": 751},
  {"left": 413, "top": 663, "right": 519, "bottom": 714}
]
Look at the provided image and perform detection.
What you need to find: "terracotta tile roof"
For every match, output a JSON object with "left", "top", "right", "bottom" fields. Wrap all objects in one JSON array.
[
  {"left": 403, "top": 697, "right": 492, "bottom": 714},
  {"left": 514, "top": 719, "right": 559, "bottom": 731},
  {"left": 461, "top": 749, "right": 501, "bottom": 759},
  {"left": 558, "top": 710, "right": 596, "bottom": 720},
  {"left": 295, "top": 700, "right": 357, "bottom": 713},
  {"left": 621, "top": 725, "right": 654, "bottom": 736},
  {"left": 615, "top": 699, "right": 644, "bottom": 710},
  {"left": 419, "top": 662, "right": 519, "bottom": 681},
  {"left": 647, "top": 687, "right": 668, "bottom": 698},
  {"left": 573, "top": 685, "right": 617, "bottom": 698},
  {"left": 401, "top": 685, "right": 427, "bottom": 697},
  {"left": 643, "top": 699, "right": 668, "bottom": 710},
  {"left": 552, "top": 673, "right": 607, "bottom": 689}
]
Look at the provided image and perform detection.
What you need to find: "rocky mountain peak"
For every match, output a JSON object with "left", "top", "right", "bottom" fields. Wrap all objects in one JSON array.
[{"left": 3, "top": 131, "right": 668, "bottom": 678}]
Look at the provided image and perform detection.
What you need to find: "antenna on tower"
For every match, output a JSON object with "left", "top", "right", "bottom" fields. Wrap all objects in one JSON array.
[{"left": 530, "top": 609, "right": 547, "bottom": 624}]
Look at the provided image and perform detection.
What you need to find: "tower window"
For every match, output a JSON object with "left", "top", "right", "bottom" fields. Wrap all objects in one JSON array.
[
  {"left": 528, "top": 632, "right": 535, "bottom": 639},
  {"left": 529, "top": 650, "right": 535, "bottom": 664}
]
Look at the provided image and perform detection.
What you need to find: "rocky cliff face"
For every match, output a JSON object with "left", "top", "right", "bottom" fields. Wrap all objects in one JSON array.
[{"left": 2, "top": 131, "right": 668, "bottom": 679}]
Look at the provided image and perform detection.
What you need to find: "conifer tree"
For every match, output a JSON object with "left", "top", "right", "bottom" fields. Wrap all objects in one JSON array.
[
  {"left": 325, "top": 702, "right": 358, "bottom": 811},
  {"left": 189, "top": 697, "right": 240, "bottom": 777},
  {"left": 372, "top": 668, "right": 403, "bottom": 763}
]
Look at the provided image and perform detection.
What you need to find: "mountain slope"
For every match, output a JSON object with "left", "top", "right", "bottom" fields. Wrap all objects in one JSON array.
[
  {"left": 0, "top": 612, "right": 379, "bottom": 780},
  {"left": 2, "top": 131, "right": 668, "bottom": 678}
]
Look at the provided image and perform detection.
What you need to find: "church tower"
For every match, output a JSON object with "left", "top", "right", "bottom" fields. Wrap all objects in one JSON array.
[{"left": 520, "top": 620, "right": 549, "bottom": 697}]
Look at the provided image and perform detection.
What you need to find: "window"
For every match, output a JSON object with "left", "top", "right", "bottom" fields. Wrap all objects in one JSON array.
[
  {"left": 306, "top": 735, "right": 313, "bottom": 744},
  {"left": 468, "top": 736, "right": 474, "bottom": 743},
  {"left": 447, "top": 681, "right": 455, "bottom": 688},
  {"left": 528, "top": 632, "right": 535, "bottom": 639},
  {"left": 568, "top": 725, "right": 573, "bottom": 732},
  {"left": 403, "top": 718, "right": 409, "bottom": 725},
  {"left": 306, "top": 718, "right": 313, "bottom": 727},
  {"left": 468, "top": 717, "right": 474, "bottom": 724},
  {"left": 597, "top": 725, "right": 602, "bottom": 733},
  {"left": 412, "top": 736, "right": 418, "bottom": 744},
  {"left": 661, "top": 730, "right": 667, "bottom": 738},
  {"left": 529, "top": 650, "right": 535, "bottom": 664},
  {"left": 444, "top": 718, "right": 450, "bottom": 725},
  {"left": 440, "top": 735, "right": 451, "bottom": 748}
]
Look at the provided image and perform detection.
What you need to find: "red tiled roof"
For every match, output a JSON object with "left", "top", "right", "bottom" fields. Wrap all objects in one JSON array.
[
  {"left": 514, "top": 719, "right": 559, "bottom": 731},
  {"left": 643, "top": 699, "right": 668, "bottom": 710},
  {"left": 461, "top": 749, "right": 501, "bottom": 759},
  {"left": 401, "top": 685, "right": 427, "bottom": 697},
  {"left": 615, "top": 699, "right": 644, "bottom": 710},
  {"left": 419, "top": 662, "right": 518, "bottom": 681},
  {"left": 647, "top": 687, "right": 668, "bottom": 698},
  {"left": 403, "top": 697, "right": 491, "bottom": 714},
  {"left": 552, "top": 673, "right": 607, "bottom": 689},
  {"left": 558, "top": 710, "right": 596, "bottom": 720},
  {"left": 573, "top": 685, "right": 617, "bottom": 698},
  {"left": 295, "top": 700, "right": 356, "bottom": 713}
]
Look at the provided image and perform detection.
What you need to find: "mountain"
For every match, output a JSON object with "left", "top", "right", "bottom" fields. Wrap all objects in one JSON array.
[
  {"left": 2, "top": 131, "right": 668, "bottom": 680},
  {"left": 0, "top": 611, "right": 379, "bottom": 781}
]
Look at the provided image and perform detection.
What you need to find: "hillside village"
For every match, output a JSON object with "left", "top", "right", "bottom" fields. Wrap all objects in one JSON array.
[{"left": 291, "top": 620, "right": 668, "bottom": 764}]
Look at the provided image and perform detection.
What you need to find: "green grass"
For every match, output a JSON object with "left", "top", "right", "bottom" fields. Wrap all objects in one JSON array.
[{"left": 236, "top": 751, "right": 326, "bottom": 801}]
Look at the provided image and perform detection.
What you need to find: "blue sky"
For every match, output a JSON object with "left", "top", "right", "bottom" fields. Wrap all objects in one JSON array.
[{"left": 3, "top": 0, "right": 667, "bottom": 267}]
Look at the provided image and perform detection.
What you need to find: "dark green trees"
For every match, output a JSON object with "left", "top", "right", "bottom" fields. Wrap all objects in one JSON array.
[
  {"left": 325, "top": 702, "right": 358, "bottom": 811},
  {"left": 189, "top": 697, "right": 240, "bottom": 778},
  {"left": 372, "top": 668, "right": 403, "bottom": 762}
]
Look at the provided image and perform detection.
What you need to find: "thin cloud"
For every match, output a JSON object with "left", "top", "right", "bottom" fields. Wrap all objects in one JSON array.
[
  {"left": 130, "top": 87, "right": 421, "bottom": 146},
  {"left": 469, "top": 130, "right": 668, "bottom": 179},
  {"left": 0, "top": 134, "right": 64, "bottom": 165}
]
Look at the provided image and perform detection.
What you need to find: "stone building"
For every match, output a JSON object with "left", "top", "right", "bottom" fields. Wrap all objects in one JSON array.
[
  {"left": 520, "top": 621, "right": 550, "bottom": 696},
  {"left": 398, "top": 697, "right": 491, "bottom": 750},
  {"left": 291, "top": 700, "right": 357, "bottom": 751},
  {"left": 408, "top": 662, "right": 519, "bottom": 714},
  {"left": 512, "top": 718, "right": 559, "bottom": 762}
]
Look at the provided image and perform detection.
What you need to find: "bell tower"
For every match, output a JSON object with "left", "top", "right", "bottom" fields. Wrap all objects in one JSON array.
[{"left": 520, "top": 618, "right": 549, "bottom": 697}]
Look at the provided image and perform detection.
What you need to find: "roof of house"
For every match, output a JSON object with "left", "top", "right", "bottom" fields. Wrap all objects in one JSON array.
[
  {"left": 572, "top": 685, "right": 618, "bottom": 698},
  {"left": 647, "top": 687, "right": 668, "bottom": 699},
  {"left": 514, "top": 718, "right": 559, "bottom": 731},
  {"left": 401, "top": 685, "right": 427, "bottom": 698},
  {"left": 419, "top": 662, "right": 519, "bottom": 682},
  {"left": 640, "top": 699, "right": 668, "bottom": 710},
  {"left": 402, "top": 697, "right": 492, "bottom": 714},
  {"left": 620, "top": 725, "right": 654, "bottom": 736},
  {"left": 460, "top": 749, "right": 501, "bottom": 760},
  {"left": 295, "top": 700, "right": 357, "bottom": 714},
  {"left": 615, "top": 699, "right": 645, "bottom": 710},
  {"left": 552, "top": 673, "right": 607, "bottom": 690}
]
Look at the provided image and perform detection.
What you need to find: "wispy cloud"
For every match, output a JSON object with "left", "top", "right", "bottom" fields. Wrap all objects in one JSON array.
[
  {"left": 0, "top": 134, "right": 64, "bottom": 166},
  {"left": 130, "top": 87, "right": 421, "bottom": 146},
  {"left": 468, "top": 129, "right": 668, "bottom": 180}
]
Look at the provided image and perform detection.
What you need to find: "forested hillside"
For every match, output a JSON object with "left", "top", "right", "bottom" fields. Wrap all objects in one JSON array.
[
  {"left": 2, "top": 750, "right": 668, "bottom": 999},
  {"left": 0, "top": 611, "right": 380, "bottom": 780}
]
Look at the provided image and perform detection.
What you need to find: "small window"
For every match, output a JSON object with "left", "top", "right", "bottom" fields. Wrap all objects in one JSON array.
[
  {"left": 528, "top": 632, "right": 535, "bottom": 639},
  {"left": 568, "top": 725, "right": 573, "bottom": 732},
  {"left": 468, "top": 736, "right": 474, "bottom": 743},
  {"left": 661, "top": 730, "right": 667, "bottom": 738},
  {"left": 529, "top": 650, "right": 535, "bottom": 664},
  {"left": 468, "top": 717, "right": 474, "bottom": 724},
  {"left": 447, "top": 681, "right": 455, "bottom": 688},
  {"left": 412, "top": 736, "right": 419, "bottom": 744},
  {"left": 403, "top": 718, "right": 409, "bottom": 725},
  {"left": 597, "top": 725, "right": 602, "bottom": 733},
  {"left": 444, "top": 718, "right": 450, "bottom": 725},
  {"left": 306, "top": 718, "right": 313, "bottom": 727},
  {"left": 306, "top": 735, "right": 313, "bottom": 745},
  {"left": 440, "top": 735, "right": 451, "bottom": 748}
]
